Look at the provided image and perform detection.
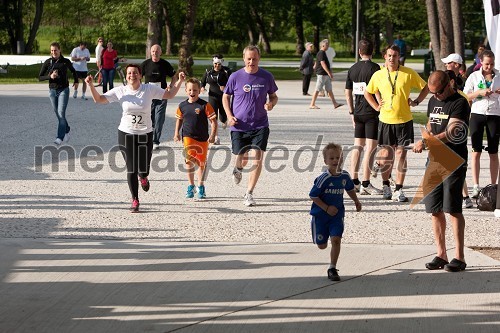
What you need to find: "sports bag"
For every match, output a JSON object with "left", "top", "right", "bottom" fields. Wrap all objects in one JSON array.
[{"left": 476, "top": 184, "right": 497, "bottom": 212}]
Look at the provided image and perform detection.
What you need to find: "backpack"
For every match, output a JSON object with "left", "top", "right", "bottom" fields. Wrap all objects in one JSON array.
[{"left": 476, "top": 184, "right": 497, "bottom": 211}]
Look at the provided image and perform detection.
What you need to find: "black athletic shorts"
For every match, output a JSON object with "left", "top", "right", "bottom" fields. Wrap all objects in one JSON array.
[
  {"left": 425, "top": 162, "right": 467, "bottom": 214},
  {"left": 378, "top": 120, "right": 414, "bottom": 147},
  {"left": 354, "top": 114, "right": 379, "bottom": 140},
  {"left": 231, "top": 127, "right": 270, "bottom": 155},
  {"left": 469, "top": 113, "right": 500, "bottom": 154},
  {"left": 76, "top": 71, "right": 88, "bottom": 79}
]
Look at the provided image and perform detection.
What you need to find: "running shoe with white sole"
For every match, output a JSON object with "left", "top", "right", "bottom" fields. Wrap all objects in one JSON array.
[
  {"left": 153, "top": 143, "right": 160, "bottom": 150},
  {"left": 197, "top": 185, "right": 206, "bottom": 199},
  {"left": 382, "top": 185, "right": 392, "bottom": 200},
  {"left": 54, "top": 138, "right": 63, "bottom": 145},
  {"left": 130, "top": 199, "right": 139, "bottom": 213},
  {"left": 392, "top": 189, "right": 409, "bottom": 202},
  {"left": 360, "top": 183, "right": 383, "bottom": 195},
  {"left": 63, "top": 132, "right": 70, "bottom": 143},
  {"left": 244, "top": 193, "right": 256, "bottom": 206},
  {"left": 463, "top": 197, "right": 473, "bottom": 208},
  {"left": 139, "top": 177, "right": 150, "bottom": 192},
  {"left": 232, "top": 168, "right": 242, "bottom": 184},
  {"left": 186, "top": 185, "right": 196, "bottom": 198}
]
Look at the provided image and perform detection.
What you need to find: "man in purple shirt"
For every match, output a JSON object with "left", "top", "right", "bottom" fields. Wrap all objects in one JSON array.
[{"left": 223, "top": 45, "right": 279, "bottom": 207}]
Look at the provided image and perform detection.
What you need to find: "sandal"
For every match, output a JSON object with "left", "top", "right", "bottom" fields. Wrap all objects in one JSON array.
[
  {"left": 444, "top": 258, "right": 467, "bottom": 272},
  {"left": 425, "top": 256, "right": 449, "bottom": 270}
]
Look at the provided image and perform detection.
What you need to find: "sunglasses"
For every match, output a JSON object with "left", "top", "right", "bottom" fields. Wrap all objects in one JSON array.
[{"left": 429, "top": 83, "right": 447, "bottom": 95}]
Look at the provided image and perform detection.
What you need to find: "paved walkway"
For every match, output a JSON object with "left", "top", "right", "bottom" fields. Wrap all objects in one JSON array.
[{"left": 0, "top": 78, "right": 499, "bottom": 332}]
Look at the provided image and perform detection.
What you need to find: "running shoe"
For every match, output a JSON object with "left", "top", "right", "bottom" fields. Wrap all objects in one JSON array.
[
  {"left": 73, "top": 90, "right": 77, "bottom": 99},
  {"left": 327, "top": 268, "right": 340, "bottom": 281},
  {"left": 463, "top": 197, "right": 473, "bottom": 208},
  {"left": 471, "top": 185, "right": 480, "bottom": 199},
  {"left": 130, "top": 199, "right": 139, "bottom": 213},
  {"left": 354, "top": 183, "right": 361, "bottom": 193},
  {"left": 382, "top": 185, "right": 392, "bottom": 200},
  {"left": 244, "top": 193, "right": 256, "bottom": 206},
  {"left": 54, "top": 138, "right": 62, "bottom": 145},
  {"left": 153, "top": 143, "right": 160, "bottom": 150},
  {"left": 186, "top": 185, "right": 196, "bottom": 198},
  {"left": 392, "top": 189, "right": 409, "bottom": 202},
  {"left": 81, "top": 94, "right": 88, "bottom": 100},
  {"left": 197, "top": 185, "right": 206, "bottom": 199},
  {"left": 63, "top": 132, "right": 70, "bottom": 143},
  {"left": 139, "top": 177, "right": 150, "bottom": 192},
  {"left": 360, "top": 183, "right": 383, "bottom": 195},
  {"left": 232, "top": 168, "right": 242, "bottom": 184}
]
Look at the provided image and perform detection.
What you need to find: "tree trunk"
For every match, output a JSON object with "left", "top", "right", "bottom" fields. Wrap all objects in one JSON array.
[
  {"left": 437, "top": 0, "right": 453, "bottom": 64},
  {"left": 162, "top": 2, "right": 172, "bottom": 56},
  {"left": 15, "top": 0, "right": 24, "bottom": 54},
  {"left": 451, "top": 0, "right": 465, "bottom": 63},
  {"left": 249, "top": 5, "right": 271, "bottom": 54},
  {"left": 146, "top": 0, "right": 161, "bottom": 59},
  {"left": 313, "top": 25, "right": 319, "bottom": 52},
  {"left": 426, "top": 0, "right": 441, "bottom": 70},
  {"left": 247, "top": 24, "right": 255, "bottom": 45},
  {"left": 25, "top": 0, "right": 44, "bottom": 54},
  {"left": 178, "top": 0, "right": 198, "bottom": 76},
  {"left": 293, "top": 0, "right": 304, "bottom": 55}
]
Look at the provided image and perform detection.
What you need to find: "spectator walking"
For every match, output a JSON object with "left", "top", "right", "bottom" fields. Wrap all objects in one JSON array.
[{"left": 95, "top": 37, "right": 104, "bottom": 86}]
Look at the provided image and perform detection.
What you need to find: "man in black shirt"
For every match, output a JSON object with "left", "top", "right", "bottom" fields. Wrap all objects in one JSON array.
[
  {"left": 141, "top": 44, "right": 177, "bottom": 150},
  {"left": 345, "top": 38, "right": 382, "bottom": 195},
  {"left": 413, "top": 70, "right": 470, "bottom": 272},
  {"left": 309, "top": 39, "right": 343, "bottom": 110}
]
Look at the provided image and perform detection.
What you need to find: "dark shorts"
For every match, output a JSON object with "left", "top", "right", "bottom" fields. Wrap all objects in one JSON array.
[
  {"left": 424, "top": 163, "right": 467, "bottom": 214},
  {"left": 76, "top": 71, "right": 88, "bottom": 79},
  {"left": 354, "top": 114, "right": 379, "bottom": 140},
  {"left": 230, "top": 127, "right": 270, "bottom": 155},
  {"left": 378, "top": 120, "right": 414, "bottom": 146},
  {"left": 470, "top": 113, "right": 500, "bottom": 154}
]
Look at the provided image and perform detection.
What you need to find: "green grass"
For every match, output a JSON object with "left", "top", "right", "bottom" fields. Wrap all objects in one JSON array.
[{"left": 412, "top": 111, "right": 428, "bottom": 125}]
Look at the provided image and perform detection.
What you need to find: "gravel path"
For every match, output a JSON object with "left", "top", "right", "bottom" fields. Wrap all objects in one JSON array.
[{"left": 1, "top": 81, "right": 499, "bottom": 247}]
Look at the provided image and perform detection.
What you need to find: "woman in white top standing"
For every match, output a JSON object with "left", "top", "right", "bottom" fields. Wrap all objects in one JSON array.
[
  {"left": 85, "top": 64, "right": 185, "bottom": 212},
  {"left": 94, "top": 37, "right": 104, "bottom": 86},
  {"left": 464, "top": 50, "right": 500, "bottom": 198}
]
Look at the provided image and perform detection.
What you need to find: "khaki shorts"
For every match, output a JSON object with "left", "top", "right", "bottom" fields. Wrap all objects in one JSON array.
[{"left": 315, "top": 75, "right": 332, "bottom": 92}]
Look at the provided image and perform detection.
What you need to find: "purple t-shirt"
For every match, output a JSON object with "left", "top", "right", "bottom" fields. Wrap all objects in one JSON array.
[{"left": 224, "top": 68, "right": 278, "bottom": 132}]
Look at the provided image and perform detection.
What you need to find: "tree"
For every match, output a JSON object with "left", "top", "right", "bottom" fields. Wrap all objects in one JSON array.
[
  {"left": 178, "top": 0, "right": 198, "bottom": 76},
  {"left": 292, "top": 0, "right": 305, "bottom": 55},
  {"left": 146, "top": 0, "right": 161, "bottom": 58},
  {"left": 426, "top": 0, "right": 441, "bottom": 70},
  {"left": 451, "top": 0, "right": 465, "bottom": 60}
]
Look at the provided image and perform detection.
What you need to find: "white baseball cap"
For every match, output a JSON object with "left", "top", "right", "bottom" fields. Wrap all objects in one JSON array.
[{"left": 441, "top": 53, "right": 463, "bottom": 64}]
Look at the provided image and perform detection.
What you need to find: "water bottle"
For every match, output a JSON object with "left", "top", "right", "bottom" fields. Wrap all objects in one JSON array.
[{"left": 477, "top": 81, "right": 485, "bottom": 100}]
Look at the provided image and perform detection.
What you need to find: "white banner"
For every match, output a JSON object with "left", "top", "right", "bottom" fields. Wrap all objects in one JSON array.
[{"left": 484, "top": 0, "right": 500, "bottom": 70}]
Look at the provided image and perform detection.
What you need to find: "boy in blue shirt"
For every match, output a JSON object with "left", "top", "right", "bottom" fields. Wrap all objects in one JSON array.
[{"left": 309, "top": 143, "right": 362, "bottom": 281}]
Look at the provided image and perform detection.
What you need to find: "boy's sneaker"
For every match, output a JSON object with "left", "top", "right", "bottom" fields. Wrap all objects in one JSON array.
[
  {"left": 327, "top": 268, "right": 340, "bottom": 281},
  {"left": 463, "top": 197, "right": 474, "bottom": 208},
  {"left": 360, "top": 183, "right": 383, "bottom": 195},
  {"left": 130, "top": 199, "right": 139, "bottom": 213},
  {"left": 54, "top": 138, "right": 62, "bottom": 145},
  {"left": 244, "top": 193, "right": 256, "bottom": 206},
  {"left": 139, "top": 177, "right": 150, "bottom": 192},
  {"left": 382, "top": 185, "right": 392, "bottom": 200},
  {"left": 197, "top": 185, "right": 206, "bottom": 199},
  {"left": 186, "top": 185, "right": 196, "bottom": 198},
  {"left": 73, "top": 90, "right": 77, "bottom": 99},
  {"left": 63, "top": 132, "right": 70, "bottom": 143},
  {"left": 232, "top": 168, "right": 242, "bottom": 184},
  {"left": 392, "top": 189, "right": 409, "bottom": 202},
  {"left": 471, "top": 185, "right": 480, "bottom": 199}
]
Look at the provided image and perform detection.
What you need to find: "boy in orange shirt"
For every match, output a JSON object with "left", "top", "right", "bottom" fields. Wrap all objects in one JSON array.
[{"left": 174, "top": 78, "right": 217, "bottom": 199}]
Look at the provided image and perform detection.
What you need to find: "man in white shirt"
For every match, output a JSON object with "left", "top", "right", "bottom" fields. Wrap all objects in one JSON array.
[{"left": 70, "top": 42, "right": 91, "bottom": 100}]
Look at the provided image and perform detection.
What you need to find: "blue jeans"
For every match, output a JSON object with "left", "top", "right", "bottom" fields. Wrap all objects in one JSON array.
[
  {"left": 49, "top": 87, "right": 70, "bottom": 140},
  {"left": 102, "top": 68, "right": 115, "bottom": 93},
  {"left": 151, "top": 99, "right": 168, "bottom": 144}
]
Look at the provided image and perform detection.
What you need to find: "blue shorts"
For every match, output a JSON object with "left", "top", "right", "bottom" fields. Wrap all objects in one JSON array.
[{"left": 311, "top": 214, "right": 344, "bottom": 245}]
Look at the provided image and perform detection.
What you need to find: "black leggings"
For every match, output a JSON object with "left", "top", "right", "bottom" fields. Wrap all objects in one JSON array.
[
  {"left": 118, "top": 130, "right": 153, "bottom": 199},
  {"left": 208, "top": 95, "right": 227, "bottom": 124}
]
